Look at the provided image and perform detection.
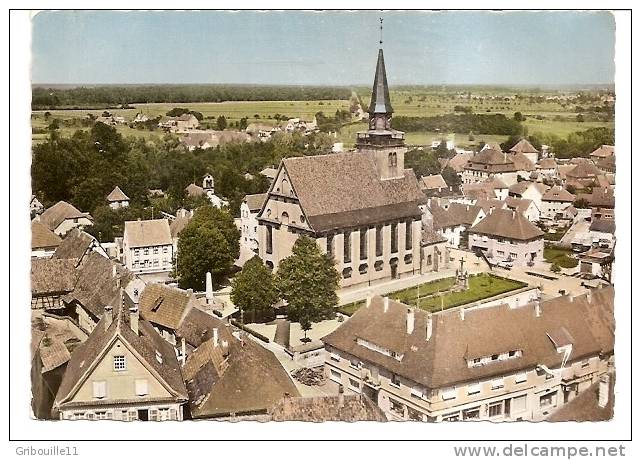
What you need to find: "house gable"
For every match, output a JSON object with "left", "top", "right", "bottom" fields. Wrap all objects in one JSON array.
[
  {"left": 65, "top": 337, "right": 174, "bottom": 405},
  {"left": 258, "top": 164, "right": 313, "bottom": 232}
]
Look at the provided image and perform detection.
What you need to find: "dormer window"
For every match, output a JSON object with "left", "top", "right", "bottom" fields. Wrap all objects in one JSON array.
[{"left": 388, "top": 152, "right": 397, "bottom": 168}]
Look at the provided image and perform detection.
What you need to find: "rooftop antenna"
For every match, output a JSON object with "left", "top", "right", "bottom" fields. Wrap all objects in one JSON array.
[{"left": 379, "top": 17, "right": 384, "bottom": 46}]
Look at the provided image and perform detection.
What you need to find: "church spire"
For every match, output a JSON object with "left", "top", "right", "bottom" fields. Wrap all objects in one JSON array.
[{"left": 368, "top": 48, "right": 394, "bottom": 115}]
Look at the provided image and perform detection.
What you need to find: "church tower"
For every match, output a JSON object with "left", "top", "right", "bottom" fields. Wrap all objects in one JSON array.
[{"left": 356, "top": 19, "right": 407, "bottom": 180}]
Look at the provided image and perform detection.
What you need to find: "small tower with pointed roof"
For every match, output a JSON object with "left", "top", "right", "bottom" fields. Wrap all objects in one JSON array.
[{"left": 356, "top": 18, "right": 407, "bottom": 181}]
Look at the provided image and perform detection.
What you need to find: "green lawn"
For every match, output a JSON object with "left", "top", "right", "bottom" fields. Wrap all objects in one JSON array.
[
  {"left": 543, "top": 227, "right": 569, "bottom": 242},
  {"left": 337, "top": 273, "right": 527, "bottom": 316},
  {"left": 544, "top": 247, "right": 579, "bottom": 268}
]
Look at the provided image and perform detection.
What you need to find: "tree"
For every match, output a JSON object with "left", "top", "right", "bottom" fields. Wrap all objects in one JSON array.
[
  {"left": 189, "top": 206, "right": 240, "bottom": 261},
  {"left": 216, "top": 115, "right": 227, "bottom": 131},
  {"left": 566, "top": 184, "right": 577, "bottom": 195},
  {"left": 175, "top": 223, "right": 233, "bottom": 290},
  {"left": 513, "top": 111, "right": 524, "bottom": 122},
  {"left": 574, "top": 197, "right": 590, "bottom": 209},
  {"left": 442, "top": 166, "right": 461, "bottom": 188},
  {"left": 576, "top": 114, "right": 585, "bottom": 123},
  {"left": 276, "top": 236, "right": 339, "bottom": 340},
  {"left": 231, "top": 256, "right": 278, "bottom": 323},
  {"left": 238, "top": 117, "right": 248, "bottom": 131},
  {"left": 550, "top": 263, "right": 561, "bottom": 273}
]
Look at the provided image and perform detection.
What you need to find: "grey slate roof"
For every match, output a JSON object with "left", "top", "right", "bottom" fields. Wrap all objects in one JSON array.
[{"left": 368, "top": 49, "right": 394, "bottom": 114}]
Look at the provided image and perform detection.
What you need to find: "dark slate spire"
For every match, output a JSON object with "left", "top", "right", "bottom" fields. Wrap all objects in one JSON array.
[{"left": 368, "top": 48, "right": 394, "bottom": 115}]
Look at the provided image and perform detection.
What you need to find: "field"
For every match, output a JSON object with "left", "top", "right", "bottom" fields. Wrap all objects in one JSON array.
[
  {"left": 337, "top": 273, "right": 527, "bottom": 316},
  {"left": 31, "top": 87, "right": 613, "bottom": 146},
  {"left": 544, "top": 246, "right": 579, "bottom": 268}
]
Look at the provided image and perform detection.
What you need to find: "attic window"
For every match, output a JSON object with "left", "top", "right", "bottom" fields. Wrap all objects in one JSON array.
[{"left": 151, "top": 296, "right": 164, "bottom": 312}]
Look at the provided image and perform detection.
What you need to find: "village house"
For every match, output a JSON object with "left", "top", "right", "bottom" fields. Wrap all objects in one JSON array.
[
  {"left": 322, "top": 287, "right": 614, "bottom": 422},
  {"left": 462, "top": 177, "right": 509, "bottom": 202},
  {"left": 419, "top": 174, "right": 448, "bottom": 196},
  {"left": 427, "top": 202, "right": 485, "bottom": 248},
  {"left": 183, "top": 327, "right": 300, "bottom": 420},
  {"left": 123, "top": 219, "right": 174, "bottom": 275},
  {"left": 508, "top": 181, "right": 549, "bottom": 212},
  {"left": 132, "top": 113, "right": 149, "bottom": 124},
  {"left": 540, "top": 186, "right": 576, "bottom": 220},
  {"left": 138, "top": 283, "right": 199, "bottom": 347},
  {"left": 106, "top": 186, "right": 130, "bottom": 210},
  {"left": 461, "top": 148, "right": 520, "bottom": 186},
  {"left": 31, "top": 221, "right": 62, "bottom": 258},
  {"left": 256, "top": 48, "right": 425, "bottom": 288},
  {"left": 588, "top": 219, "right": 616, "bottom": 249},
  {"left": 180, "top": 131, "right": 251, "bottom": 151},
  {"left": 52, "top": 228, "right": 109, "bottom": 262},
  {"left": 184, "top": 174, "right": 229, "bottom": 209},
  {"left": 31, "top": 195, "right": 44, "bottom": 216},
  {"left": 159, "top": 113, "right": 199, "bottom": 132},
  {"left": 504, "top": 197, "right": 540, "bottom": 222},
  {"left": 468, "top": 208, "right": 544, "bottom": 267},
  {"left": 169, "top": 211, "right": 192, "bottom": 253},
  {"left": 240, "top": 193, "right": 266, "bottom": 253},
  {"left": 31, "top": 258, "right": 78, "bottom": 310},
  {"left": 509, "top": 138, "right": 540, "bottom": 165},
  {"left": 440, "top": 152, "right": 473, "bottom": 176},
  {"left": 31, "top": 333, "right": 72, "bottom": 420},
  {"left": 53, "top": 290, "right": 188, "bottom": 421},
  {"left": 589, "top": 145, "right": 614, "bottom": 162},
  {"left": 564, "top": 161, "right": 602, "bottom": 190},
  {"left": 585, "top": 187, "right": 615, "bottom": 220},
  {"left": 260, "top": 167, "right": 278, "bottom": 183},
  {"left": 536, "top": 158, "right": 558, "bottom": 178},
  {"left": 577, "top": 248, "right": 614, "bottom": 282},
  {"left": 37, "top": 201, "right": 94, "bottom": 236}
]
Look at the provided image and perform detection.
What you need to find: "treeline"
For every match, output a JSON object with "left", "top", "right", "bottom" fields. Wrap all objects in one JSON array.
[
  {"left": 32, "top": 123, "right": 335, "bottom": 241},
  {"left": 31, "top": 84, "right": 352, "bottom": 109},
  {"left": 392, "top": 113, "right": 523, "bottom": 136},
  {"left": 526, "top": 127, "right": 614, "bottom": 159}
]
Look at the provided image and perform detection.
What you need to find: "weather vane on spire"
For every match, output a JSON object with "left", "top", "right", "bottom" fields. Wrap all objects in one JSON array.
[{"left": 379, "top": 17, "right": 383, "bottom": 45}]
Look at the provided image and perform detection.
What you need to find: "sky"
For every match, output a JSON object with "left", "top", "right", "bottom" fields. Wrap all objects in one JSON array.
[{"left": 31, "top": 10, "right": 616, "bottom": 86}]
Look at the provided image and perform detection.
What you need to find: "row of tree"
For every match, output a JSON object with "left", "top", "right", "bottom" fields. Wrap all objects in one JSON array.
[
  {"left": 32, "top": 84, "right": 351, "bottom": 109},
  {"left": 392, "top": 113, "right": 524, "bottom": 136}
]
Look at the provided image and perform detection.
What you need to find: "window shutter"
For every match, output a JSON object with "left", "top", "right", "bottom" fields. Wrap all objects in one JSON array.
[
  {"left": 149, "top": 409, "right": 158, "bottom": 421},
  {"left": 135, "top": 379, "right": 149, "bottom": 396},
  {"left": 92, "top": 381, "right": 107, "bottom": 399},
  {"left": 128, "top": 409, "right": 138, "bottom": 421},
  {"left": 170, "top": 408, "right": 178, "bottom": 421}
]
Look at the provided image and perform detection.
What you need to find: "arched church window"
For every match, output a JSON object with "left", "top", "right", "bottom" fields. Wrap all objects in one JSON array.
[
  {"left": 281, "top": 212, "right": 289, "bottom": 225},
  {"left": 388, "top": 152, "right": 397, "bottom": 168}
]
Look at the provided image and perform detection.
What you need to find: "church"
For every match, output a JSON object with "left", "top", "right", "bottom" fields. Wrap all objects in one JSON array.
[{"left": 256, "top": 46, "right": 427, "bottom": 288}]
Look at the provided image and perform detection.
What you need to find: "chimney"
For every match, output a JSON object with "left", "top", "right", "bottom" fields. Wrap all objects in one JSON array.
[
  {"left": 104, "top": 305, "right": 113, "bottom": 330},
  {"left": 426, "top": 313, "right": 433, "bottom": 341},
  {"left": 512, "top": 210, "right": 516, "bottom": 219},
  {"left": 129, "top": 304, "right": 139, "bottom": 335},
  {"left": 212, "top": 328, "right": 219, "bottom": 347},
  {"left": 112, "top": 265, "right": 117, "bottom": 278},
  {"left": 569, "top": 295, "right": 574, "bottom": 303},
  {"left": 338, "top": 384, "right": 345, "bottom": 407},
  {"left": 205, "top": 272, "right": 214, "bottom": 304},
  {"left": 459, "top": 308, "right": 465, "bottom": 321},
  {"left": 406, "top": 308, "right": 415, "bottom": 335},
  {"left": 586, "top": 289, "right": 592, "bottom": 303},
  {"left": 383, "top": 297, "right": 389, "bottom": 313},
  {"left": 181, "top": 337, "right": 186, "bottom": 366},
  {"left": 598, "top": 374, "right": 610, "bottom": 408},
  {"left": 534, "top": 299, "right": 541, "bottom": 317},
  {"left": 366, "top": 293, "right": 373, "bottom": 308}
]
